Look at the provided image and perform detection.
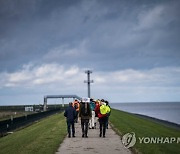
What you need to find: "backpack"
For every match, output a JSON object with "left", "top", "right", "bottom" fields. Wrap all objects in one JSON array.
[
  {"left": 81, "top": 103, "right": 89, "bottom": 116},
  {"left": 100, "top": 104, "right": 107, "bottom": 114}
]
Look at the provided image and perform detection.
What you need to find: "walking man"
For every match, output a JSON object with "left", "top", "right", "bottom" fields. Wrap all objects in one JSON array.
[
  {"left": 64, "top": 102, "right": 76, "bottom": 138},
  {"left": 79, "top": 98, "right": 92, "bottom": 138}
]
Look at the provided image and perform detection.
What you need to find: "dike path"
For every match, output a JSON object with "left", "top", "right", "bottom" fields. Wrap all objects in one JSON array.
[{"left": 56, "top": 119, "right": 132, "bottom": 154}]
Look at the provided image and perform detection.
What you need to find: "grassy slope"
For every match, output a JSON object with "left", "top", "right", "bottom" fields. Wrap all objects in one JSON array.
[
  {"left": 0, "top": 113, "right": 67, "bottom": 154},
  {"left": 110, "top": 109, "right": 180, "bottom": 154}
]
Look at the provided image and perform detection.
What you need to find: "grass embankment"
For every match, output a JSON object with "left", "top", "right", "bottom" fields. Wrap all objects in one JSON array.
[
  {"left": 110, "top": 109, "right": 180, "bottom": 154},
  {"left": 0, "top": 112, "right": 67, "bottom": 154}
]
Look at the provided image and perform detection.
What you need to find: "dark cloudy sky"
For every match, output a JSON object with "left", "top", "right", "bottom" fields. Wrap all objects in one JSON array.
[{"left": 0, "top": 0, "right": 180, "bottom": 105}]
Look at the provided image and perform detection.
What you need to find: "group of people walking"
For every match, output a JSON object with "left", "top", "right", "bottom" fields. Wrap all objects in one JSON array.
[{"left": 64, "top": 98, "right": 111, "bottom": 138}]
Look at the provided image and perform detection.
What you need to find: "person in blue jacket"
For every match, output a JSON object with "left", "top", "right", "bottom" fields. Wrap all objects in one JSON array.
[
  {"left": 64, "top": 102, "right": 76, "bottom": 138},
  {"left": 89, "top": 98, "right": 96, "bottom": 129}
]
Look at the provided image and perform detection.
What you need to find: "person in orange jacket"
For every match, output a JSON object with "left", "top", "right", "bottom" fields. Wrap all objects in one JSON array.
[{"left": 72, "top": 99, "right": 80, "bottom": 123}]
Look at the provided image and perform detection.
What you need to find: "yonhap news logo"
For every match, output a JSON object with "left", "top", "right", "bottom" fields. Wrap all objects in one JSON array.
[
  {"left": 122, "top": 132, "right": 180, "bottom": 149},
  {"left": 122, "top": 132, "right": 136, "bottom": 148}
]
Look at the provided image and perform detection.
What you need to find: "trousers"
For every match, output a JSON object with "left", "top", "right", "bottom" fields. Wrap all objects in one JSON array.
[
  {"left": 99, "top": 116, "right": 108, "bottom": 137},
  {"left": 81, "top": 119, "right": 89, "bottom": 137},
  {"left": 89, "top": 111, "right": 95, "bottom": 128},
  {"left": 67, "top": 120, "right": 75, "bottom": 137}
]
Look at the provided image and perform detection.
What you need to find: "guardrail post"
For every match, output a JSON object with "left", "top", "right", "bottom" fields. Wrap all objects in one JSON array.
[
  {"left": 62, "top": 98, "right": 64, "bottom": 107},
  {"left": 44, "top": 96, "right": 47, "bottom": 111}
]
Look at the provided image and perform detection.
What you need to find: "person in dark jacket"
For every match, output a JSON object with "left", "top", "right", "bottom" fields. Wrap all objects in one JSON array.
[
  {"left": 79, "top": 99, "right": 92, "bottom": 138},
  {"left": 105, "top": 100, "right": 111, "bottom": 129},
  {"left": 64, "top": 102, "right": 76, "bottom": 138}
]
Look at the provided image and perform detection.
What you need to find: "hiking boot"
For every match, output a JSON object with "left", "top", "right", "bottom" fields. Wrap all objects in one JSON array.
[{"left": 82, "top": 134, "right": 84, "bottom": 138}]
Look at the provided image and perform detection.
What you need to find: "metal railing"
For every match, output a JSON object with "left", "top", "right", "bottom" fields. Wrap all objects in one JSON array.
[{"left": 0, "top": 108, "right": 64, "bottom": 137}]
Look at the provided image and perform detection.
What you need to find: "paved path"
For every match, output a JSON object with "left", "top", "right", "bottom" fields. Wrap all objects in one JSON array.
[{"left": 56, "top": 120, "right": 132, "bottom": 154}]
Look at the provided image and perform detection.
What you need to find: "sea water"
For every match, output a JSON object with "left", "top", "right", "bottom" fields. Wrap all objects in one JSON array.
[{"left": 110, "top": 102, "right": 180, "bottom": 125}]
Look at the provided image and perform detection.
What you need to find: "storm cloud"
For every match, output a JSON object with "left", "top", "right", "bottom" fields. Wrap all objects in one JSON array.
[{"left": 0, "top": 0, "right": 180, "bottom": 104}]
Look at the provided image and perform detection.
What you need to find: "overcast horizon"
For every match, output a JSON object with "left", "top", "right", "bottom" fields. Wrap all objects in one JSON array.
[{"left": 0, "top": 0, "right": 180, "bottom": 105}]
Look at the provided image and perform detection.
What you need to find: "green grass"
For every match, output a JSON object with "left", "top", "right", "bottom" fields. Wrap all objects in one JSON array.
[
  {"left": 0, "top": 112, "right": 67, "bottom": 154},
  {"left": 110, "top": 109, "right": 180, "bottom": 154}
]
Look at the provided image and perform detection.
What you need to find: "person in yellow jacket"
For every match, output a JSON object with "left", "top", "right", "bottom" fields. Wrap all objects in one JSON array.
[
  {"left": 72, "top": 99, "right": 80, "bottom": 123},
  {"left": 97, "top": 100, "right": 111, "bottom": 138}
]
